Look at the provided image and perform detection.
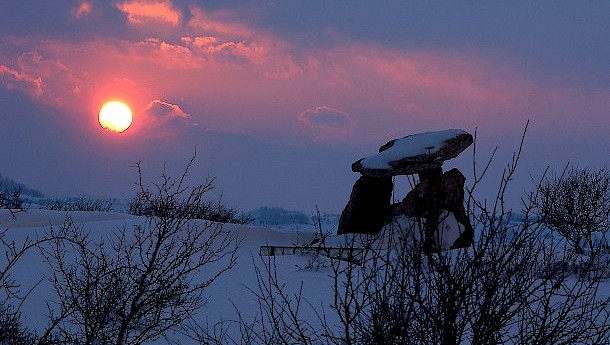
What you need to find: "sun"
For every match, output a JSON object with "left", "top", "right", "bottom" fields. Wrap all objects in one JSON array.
[{"left": 98, "top": 101, "right": 133, "bottom": 133}]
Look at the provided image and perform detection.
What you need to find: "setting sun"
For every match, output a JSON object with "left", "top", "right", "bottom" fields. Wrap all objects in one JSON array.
[{"left": 98, "top": 101, "right": 133, "bottom": 133}]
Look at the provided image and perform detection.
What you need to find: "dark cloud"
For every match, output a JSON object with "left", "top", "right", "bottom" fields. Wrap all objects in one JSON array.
[
  {"left": 298, "top": 106, "right": 355, "bottom": 141},
  {"left": 299, "top": 106, "right": 353, "bottom": 128}
]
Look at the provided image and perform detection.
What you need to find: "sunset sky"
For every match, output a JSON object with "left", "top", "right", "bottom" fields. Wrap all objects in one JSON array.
[{"left": 1, "top": 1, "right": 609, "bottom": 213}]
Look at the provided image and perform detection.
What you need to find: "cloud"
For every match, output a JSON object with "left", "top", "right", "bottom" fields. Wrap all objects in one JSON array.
[
  {"left": 140, "top": 99, "right": 196, "bottom": 137},
  {"left": 137, "top": 38, "right": 202, "bottom": 69},
  {"left": 2, "top": 4, "right": 601, "bottom": 144},
  {"left": 0, "top": 64, "right": 43, "bottom": 97},
  {"left": 116, "top": 0, "right": 181, "bottom": 25},
  {"left": 144, "top": 99, "right": 190, "bottom": 120},
  {"left": 186, "top": 8, "right": 303, "bottom": 79},
  {"left": 72, "top": 1, "right": 92, "bottom": 18},
  {"left": 0, "top": 52, "right": 81, "bottom": 106},
  {"left": 181, "top": 35, "right": 301, "bottom": 79},
  {"left": 298, "top": 106, "right": 355, "bottom": 140},
  {"left": 188, "top": 7, "right": 252, "bottom": 39}
]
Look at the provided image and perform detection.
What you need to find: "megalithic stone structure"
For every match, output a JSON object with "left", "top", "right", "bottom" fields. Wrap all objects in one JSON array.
[{"left": 338, "top": 129, "right": 474, "bottom": 251}]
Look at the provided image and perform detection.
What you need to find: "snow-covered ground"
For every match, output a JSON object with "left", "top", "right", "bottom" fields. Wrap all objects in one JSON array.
[
  {"left": 0, "top": 209, "right": 333, "bottom": 343},
  {"left": 2, "top": 209, "right": 610, "bottom": 344}
]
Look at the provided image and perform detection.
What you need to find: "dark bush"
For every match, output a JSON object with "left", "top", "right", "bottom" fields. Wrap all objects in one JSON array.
[
  {"left": 0, "top": 186, "right": 28, "bottom": 211},
  {"left": 128, "top": 167, "right": 252, "bottom": 225},
  {"left": 0, "top": 303, "right": 38, "bottom": 345},
  {"left": 533, "top": 166, "right": 610, "bottom": 255},
  {"left": 38, "top": 196, "right": 115, "bottom": 212}
]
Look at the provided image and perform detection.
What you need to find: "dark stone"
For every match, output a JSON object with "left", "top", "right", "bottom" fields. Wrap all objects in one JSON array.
[
  {"left": 442, "top": 168, "right": 474, "bottom": 249},
  {"left": 337, "top": 175, "right": 393, "bottom": 235},
  {"left": 389, "top": 167, "right": 473, "bottom": 250}
]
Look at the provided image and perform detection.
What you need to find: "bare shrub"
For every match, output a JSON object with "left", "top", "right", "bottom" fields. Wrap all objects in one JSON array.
[
  {"left": 0, "top": 302, "right": 40, "bottom": 344},
  {"left": 533, "top": 166, "right": 610, "bottom": 255},
  {"left": 38, "top": 159, "right": 241, "bottom": 345},
  {"left": 0, "top": 226, "right": 60, "bottom": 344},
  {"left": 128, "top": 162, "right": 252, "bottom": 225},
  {"left": 0, "top": 186, "right": 28, "bottom": 215},
  {"left": 39, "top": 197, "right": 115, "bottom": 212}
]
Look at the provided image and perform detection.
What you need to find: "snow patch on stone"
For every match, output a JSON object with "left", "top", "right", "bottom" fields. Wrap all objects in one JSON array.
[{"left": 360, "top": 129, "right": 468, "bottom": 170}]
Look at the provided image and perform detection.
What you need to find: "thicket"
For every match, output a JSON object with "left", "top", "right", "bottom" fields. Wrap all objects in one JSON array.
[
  {"left": 38, "top": 196, "right": 115, "bottom": 212},
  {"left": 532, "top": 166, "right": 610, "bottom": 256},
  {"left": 0, "top": 173, "right": 44, "bottom": 198},
  {"left": 0, "top": 186, "right": 28, "bottom": 212},
  {"left": 128, "top": 161, "right": 253, "bottom": 225}
]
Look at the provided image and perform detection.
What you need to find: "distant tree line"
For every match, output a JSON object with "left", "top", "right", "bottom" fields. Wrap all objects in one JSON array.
[{"left": 0, "top": 173, "right": 44, "bottom": 198}]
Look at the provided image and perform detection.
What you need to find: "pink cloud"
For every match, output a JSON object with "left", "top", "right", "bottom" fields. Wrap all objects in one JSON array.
[
  {"left": 186, "top": 8, "right": 302, "bottom": 79},
  {"left": 137, "top": 38, "right": 202, "bottom": 69},
  {"left": 188, "top": 8, "right": 253, "bottom": 39},
  {"left": 181, "top": 35, "right": 301, "bottom": 79},
  {"left": 0, "top": 52, "right": 81, "bottom": 106},
  {"left": 72, "top": 1, "right": 93, "bottom": 18},
  {"left": 144, "top": 99, "right": 190, "bottom": 120},
  {"left": 372, "top": 54, "right": 512, "bottom": 106},
  {"left": 0, "top": 64, "right": 43, "bottom": 97},
  {"left": 139, "top": 99, "right": 195, "bottom": 137},
  {"left": 116, "top": 0, "right": 181, "bottom": 25}
]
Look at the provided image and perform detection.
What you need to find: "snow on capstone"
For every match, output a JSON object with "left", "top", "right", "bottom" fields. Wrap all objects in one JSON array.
[{"left": 361, "top": 129, "right": 468, "bottom": 170}]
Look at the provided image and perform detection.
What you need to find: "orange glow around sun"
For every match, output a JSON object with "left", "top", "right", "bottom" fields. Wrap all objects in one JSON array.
[{"left": 98, "top": 101, "right": 133, "bottom": 133}]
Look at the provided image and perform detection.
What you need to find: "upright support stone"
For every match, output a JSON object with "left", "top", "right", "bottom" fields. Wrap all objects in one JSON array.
[
  {"left": 337, "top": 175, "right": 393, "bottom": 235},
  {"left": 442, "top": 168, "right": 473, "bottom": 249},
  {"left": 389, "top": 167, "right": 473, "bottom": 250}
]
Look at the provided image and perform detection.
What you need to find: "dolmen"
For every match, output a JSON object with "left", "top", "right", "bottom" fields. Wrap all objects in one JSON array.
[{"left": 338, "top": 129, "right": 474, "bottom": 252}]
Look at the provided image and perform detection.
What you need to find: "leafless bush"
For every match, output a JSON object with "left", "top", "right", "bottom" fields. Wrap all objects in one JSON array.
[
  {"left": 0, "top": 226, "right": 60, "bottom": 344},
  {"left": 242, "top": 125, "right": 610, "bottom": 345},
  {"left": 128, "top": 162, "right": 253, "bottom": 225},
  {"left": 0, "top": 186, "right": 28, "bottom": 215},
  {"left": 532, "top": 166, "right": 610, "bottom": 255},
  {"left": 37, "top": 158, "right": 241, "bottom": 345},
  {"left": 0, "top": 302, "right": 40, "bottom": 344},
  {"left": 39, "top": 197, "right": 115, "bottom": 212}
]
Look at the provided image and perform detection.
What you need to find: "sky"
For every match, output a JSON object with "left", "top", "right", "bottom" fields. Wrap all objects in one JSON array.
[{"left": 1, "top": 1, "right": 609, "bottom": 213}]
